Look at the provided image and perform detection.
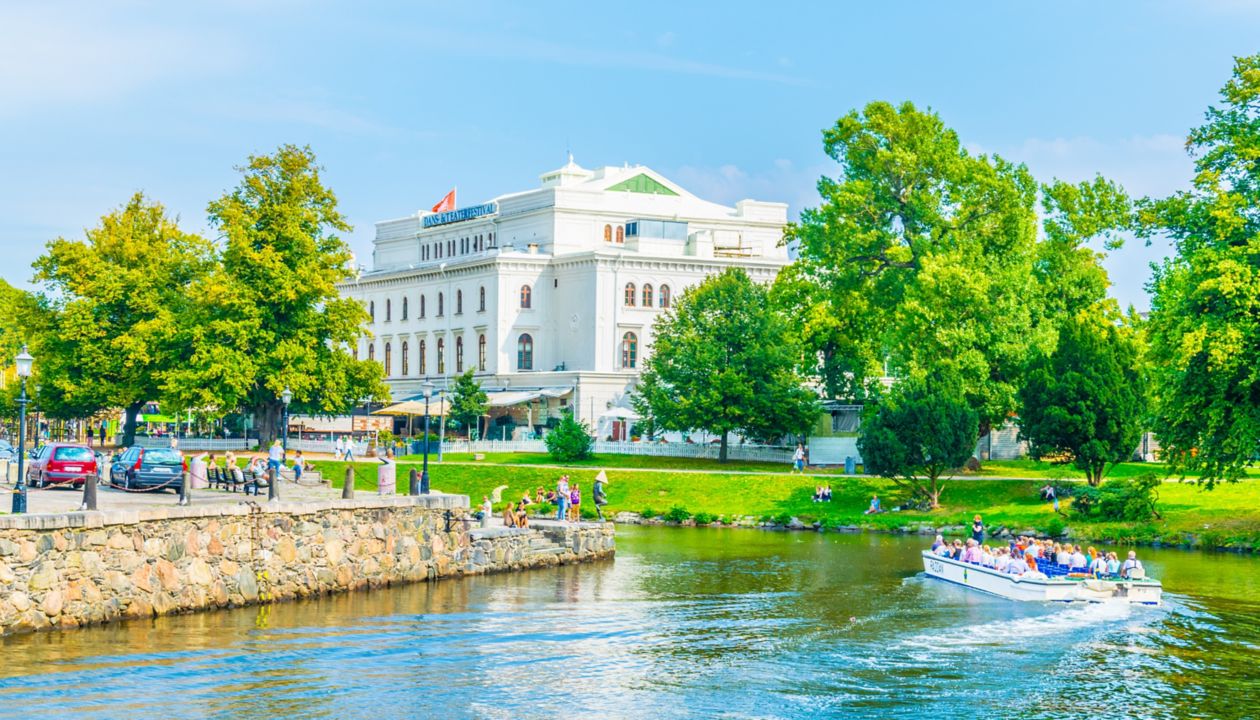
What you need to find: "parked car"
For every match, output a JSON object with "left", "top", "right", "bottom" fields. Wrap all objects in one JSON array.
[
  {"left": 25, "top": 442, "right": 97, "bottom": 489},
  {"left": 109, "top": 446, "right": 186, "bottom": 492},
  {"left": 0, "top": 439, "right": 13, "bottom": 461}
]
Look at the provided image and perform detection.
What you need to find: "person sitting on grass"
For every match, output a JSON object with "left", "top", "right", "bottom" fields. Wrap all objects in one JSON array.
[
  {"left": 502, "top": 502, "right": 518, "bottom": 528},
  {"left": 520, "top": 490, "right": 533, "bottom": 506},
  {"left": 821, "top": 484, "right": 832, "bottom": 501},
  {"left": 812, "top": 486, "right": 824, "bottom": 503},
  {"left": 864, "top": 494, "right": 881, "bottom": 515},
  {"left": 535, "top": 486, "right": 546, "bottom": 505}
]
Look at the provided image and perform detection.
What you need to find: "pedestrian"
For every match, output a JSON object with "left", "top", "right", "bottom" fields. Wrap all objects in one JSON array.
[
  {"left": 99, "top": 420, "right": 107, "bottom": 447},
  {"left": 569, "top": 481, "right": 581, "bottom": 521},
  {"left": 971, "top": 514, "right": 985, "bottom": 544},
  {"left": 343, "top": 436, "right": 356, "bottom": 462},
  {"left": 592, "top": 470, "right": 610, "bottom": 521},
  {"left": 334, "top": 435, "right": 343, "bottom": 458},
  {"left": 556, "top": 475, "right": 570, "bottom": 521},
  {"left": 480, "top": 495, "right": 493, "bottom": 527},
  {"left": 792, "top": 443, "right": 805, "bottom": 473},
  {"left": 267, "top": 439, "right": 285, "bottom": 480}
]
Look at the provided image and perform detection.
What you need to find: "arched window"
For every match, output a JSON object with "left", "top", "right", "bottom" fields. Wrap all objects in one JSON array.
[
  {"left": 438, "top": 292, "right": 444, "bottom": 317},
  {"left": 419, "top": 340, "right": 427, "bottom": 374},
  {"left": 402, "top": 297, "right": 408, "bottom": 320},
  {"left": 660, "top": 284, "right": 671, "bottom": 308},
  {"left": 642, "top": 283, "right": 654, "bottom": 307},
  {"left": 603, "top": 224, "right": 612, "bottom": 242},
  {"left": 385, "top": 299, "right": 391, "bottom": 322},
  {"left": 437, "top": 338, "right": 445, "bottom": 374},
  {"left": 616, "top": 225, "right": 624, "bottom": 243},
  {"left": 455, "top": 336, "right": 464, "bottom": 373},
  {"left": 384, "top": 342, "right": 392, "bottom": 374},
  {"left": 479, "top": 286, "right": 486, "bottom": 312},
  {"left": 369, "top": 301, "right": 375, "bottom": 321},
  {"left": 517, "top": 334, "right": 533, "bottom": 370},
  {"left": 624, "top": 282, "right": 636, "bottom": 306},
  {"left": 456, "top": 289, "right": 463, "bottom": 315},
  {"left": 420, "top": 294, "right": 426, "bottom": 318},
  {"left": 478, "top": 334, "right": 487, "bottom": 371},
  {"left": 621, "top": 332, "right": 638, "bottom": 369},
  {"left": 401, "top": 341, "right": 409, "bottom": 375},
  {"left": 520, "top": 285, "right": 532, "bottom": 309},
  {"left": 368, "top": 343, "right": 375, "bottom": 361}
]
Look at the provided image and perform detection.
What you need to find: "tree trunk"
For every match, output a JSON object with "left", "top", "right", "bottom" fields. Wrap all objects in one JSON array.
[
  {"left": 1088, "top": 463, "right": 1104, "bottom": 487},
  {"left": 254, "top": 400, "right": 282, "bottom": 447},
  {"left": 719, "top": 431, "right": 729, "bottom": 463},
  {"left": 928, "top": 474, "right": 943, "bottom": 509},
  {"left": 121, "top": 401, "right": 144, "bottom": 447}
]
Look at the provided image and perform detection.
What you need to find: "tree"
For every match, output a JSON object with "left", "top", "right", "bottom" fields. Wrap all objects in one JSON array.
[
  {"left": 637, "top": 267, "right": 819, "bottom": 462},
  {"left": 544, "top": 409, "right": 593, "bottom": 462},
  {"left": 165, "top": 145, "right": 388, "bottom": 443},
  {"left": 1140, "top": 53, "right": 1260, "bottom": 487},
  {"left": 857, "top": 379, "right": 978, "bottom": 509},
  {"left": 1018, "top": 315, "right": 1145, "bottom": 485},
  {"left": 779, "top": 101, "right": 1040, "bottom": 430},
  {"left": 29, "top": 193, "right": 213, "bottom": 445},
  {"left": 448, "top": 369, "right": 488, "bottom": 439}
]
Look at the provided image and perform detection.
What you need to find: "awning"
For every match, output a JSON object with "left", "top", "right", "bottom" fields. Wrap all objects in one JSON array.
[
  {"left": 372, "top": 398, "right": 450, "bottom": 417},
  {"left": 485, "top": 387, "right": 573, "bottom": 408},
  {"left": 599, "top": 406, "right": 640, "bottom": 420}
]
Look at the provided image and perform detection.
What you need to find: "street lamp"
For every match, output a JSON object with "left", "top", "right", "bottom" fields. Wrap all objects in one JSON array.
[
  {"left": 418, "top": 378, "right": 435, "bottom": 495},
  {"left": 280, "top": 387, "right": 293, "bottom": 454},
  {"left": 12, "top": 346, "right": 33, "bottom": 514}
]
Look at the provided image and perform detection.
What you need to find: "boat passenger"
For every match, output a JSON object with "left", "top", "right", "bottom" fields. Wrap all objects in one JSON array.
[
  {"left": 994, "top": 548, "right": 1011, "bottom": 573},
  {"left": 1106, "top": 552, "right": 1121, "bottom": 576},
  {"left": 1055, "top": 543, "right": 1070, "bottom": 567},
  {"left": 981, "top": 545, "right": 996, "bottom": 568},
  {"left": 1121, "top": 551, "right": 1144, "bottom": 579},
  {"left": 1069, "top": 546, "right": 1088, "bottom": 570},
  {"left": 1006, "top": 556, "right": 1026, "bottom": 575},
  {"left": 951, "top": 539, "right": 965, "bottom": 560},
  {"left": 962, "top": 539, "right": 982, "bottom": 564},
  {"left": 931, "top": 534, "right": 945, "bottom": 553},
  {"left": 1090, "top": 553, "right": 1109, "bottom": 577}
]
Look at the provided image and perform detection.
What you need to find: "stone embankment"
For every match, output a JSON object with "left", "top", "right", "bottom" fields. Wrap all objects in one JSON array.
[{"left": 0, "top": 496, "right": 614, "bottom": 636}]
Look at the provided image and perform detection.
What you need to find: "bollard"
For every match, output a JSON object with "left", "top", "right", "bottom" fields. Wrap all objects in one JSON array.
[
  {"left": 268, "top": 467, "right": 279, "bottom": 502},
  {"left": 178, "top": 471, "right": 190, "bottom": 506},
  {"left": 342, "top": 466, "right": 355, "bottom": 499},
  {"left": 409, "top": 468, "right": 419, "bottom": 496},
  {"left": 79, "top": 476, "right": 98, "bottom": 511}
]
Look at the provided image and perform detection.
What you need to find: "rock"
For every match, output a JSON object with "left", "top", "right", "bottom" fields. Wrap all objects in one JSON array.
[
  {"left": 207, "top": 536, "right": 224, "bottom": 556},
  {"left": 84, "top": 531, "right": 107, "bottom": 547},
  {"left": 40, "top": 590, "right": 63, "bottom": 617},
  {"left": 220, "top": 560, "right": 239, "bottom": 578},
  {"left": 155, "top": 558, "right": 179, "bottom": 591},
  {"left": 325, "top": 540, "right": 344, "bottom": 565},
  {"left": 28, "top": 565, "right": 59, "bottom": 592},
  {"left": 9, "top": 592, "right": 30, "bottom": 612},
  {"left": 132, "top": 564, "right": 153, "bottom": 593},
  {"left": 276, "top": 537, "right": 298, "bottom": 564},
  {"left": 787, "top": 517, "right": 806, "bottom": 530},
  {"left": 0, "top": 539, "right": 16, "bottom": 556},
  {"left": 106, "top": 533, "right": 131, "bottom": 550},
  {"left": 52, "top": 533, "right": 67, "bottom": 552},
  {"left": 187, "top": 558, "right": 212, "bottom": 586},
  {"left": 36, "top": 534, "right": 54, "bottom": 553},
  {"left": 0, "top": 561, "right": 13, "bottom": 584},
  {"left": 19, "top": 541, "right": 36, "bottom": 563},
  {"left": 237, "top": 568, "right": 259, "bottom": 602}
]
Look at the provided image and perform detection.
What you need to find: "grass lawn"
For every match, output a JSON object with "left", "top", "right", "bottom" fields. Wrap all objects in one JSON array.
[
  {"left": 395, "top": 451, "right": 849, "bottom": 474},
  {"left": 314, "top": 459, "right": 1260, "bottom": 551}
]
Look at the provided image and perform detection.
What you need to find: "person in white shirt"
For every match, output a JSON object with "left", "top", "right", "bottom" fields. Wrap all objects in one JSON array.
[
  {"left": 1090, "top": 554, "right": 1109, "bottom": 577},
  {"left": 1070, "top": 546, "right": 1088, "bottom": 570},
  {"left": 981, "top": 546, "right": 995, "bottom": 568},
  {"left": 1006, "top": 557, "right": 1026, "bottom": 575},
  {"left": 1121, "top": 551, "right": 1144, "bottom": 579},
  {"left": 995, "top": 550, "right": 1011, "bottom": 573},
  {"left": 1056, "top": 545, "right": 1071, "bottom": 566}
]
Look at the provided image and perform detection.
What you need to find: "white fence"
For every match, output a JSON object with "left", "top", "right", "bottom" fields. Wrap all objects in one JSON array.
[
  {"left": 436, "top": 439, "right": 795, "bottom": 464},
  {"left": 134, "top": 437, "right": 257, "bottom": 451}
]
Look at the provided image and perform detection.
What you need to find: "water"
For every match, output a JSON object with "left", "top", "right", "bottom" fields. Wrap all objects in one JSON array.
[{"left": 2, "top": 526, "right": 1258, "bottom": 719}]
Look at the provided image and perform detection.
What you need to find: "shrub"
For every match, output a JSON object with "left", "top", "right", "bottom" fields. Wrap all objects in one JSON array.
[
  {"left": 640, "top": 507, "right": 658, "bottom": 519},
  {"left": 693, "top": 512, "right": 717, "bottom": 526},
  {"left": 544, "top": 410, "right": 594, "bottom": 461},
  {"left": 663, "top": 505, "right": 692, "bottom": 523},
  {"left": 580, "top": 507, "right": 597, "bottom": 520},
  {"left": 773, "top": 512, "right": 792, "bottom": 527},
  {"left": 1043, "top": 517, "right": 1066, "bottom": 538},
  {"left": 535, "top": 503, "right": 554, "bottom": 517},
  {"left": 1071, "top": 474, "right": 1161, "bottom": 522}
]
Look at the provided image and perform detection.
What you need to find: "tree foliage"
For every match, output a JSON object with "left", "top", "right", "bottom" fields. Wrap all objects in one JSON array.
[
  {"left": 857, "top": 380, "right": 978, "bottom": 509},
  {"left": 29, "top": 193, "right": 213, "bottom": 443},
  {"left": 778, "top": 101, "right": 1039, "bottom": 428},
  {"left": 1140, "top": 53, "right": 1260, "bottom": 487},
  {"left": 165, "top": 145, "right": 388, "bottom": 443},
  {"left": 1071, "top": 474, "right": 1162, "bottom": 522},
  {"left": 1018, "top": 314, "right": 1146, "bottom": 485},
  {"left": 544, "top": 409, "right": 593, "bottom": 462},
  {"left": 638, "top": 268, "right": 818, "bottom": 461},
  {"left": 448, "top": 369, "right": 488, "bottom": 439}
]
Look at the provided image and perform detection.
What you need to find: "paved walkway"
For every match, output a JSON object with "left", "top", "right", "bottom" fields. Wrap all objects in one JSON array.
[{"left": 2, "top": 479, "right": 343, "bottom": 515}]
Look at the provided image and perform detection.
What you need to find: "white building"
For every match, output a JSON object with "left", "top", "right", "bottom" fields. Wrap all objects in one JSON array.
[{"left": 343, "top": 158, "right": 789, "bottom": 439}]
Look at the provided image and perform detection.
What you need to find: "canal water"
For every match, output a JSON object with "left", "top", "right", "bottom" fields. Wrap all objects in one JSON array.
[{"left": 1, "top": 526, "right": 1258, "bottom": 719}]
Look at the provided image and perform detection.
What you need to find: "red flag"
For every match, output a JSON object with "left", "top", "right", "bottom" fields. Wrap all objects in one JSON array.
[{"left": 431, "top": 188, "right": 456, "bottom": 213}]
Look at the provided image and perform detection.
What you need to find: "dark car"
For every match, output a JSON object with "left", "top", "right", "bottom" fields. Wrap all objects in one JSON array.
[
  {"left": 26, "top": 442, "right": 98, "bottom": 489},
  {"left": 109, "top": 446, "right": 186, "bottom": 492}
]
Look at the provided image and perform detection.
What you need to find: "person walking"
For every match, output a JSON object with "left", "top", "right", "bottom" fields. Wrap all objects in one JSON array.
[
  {"left": 343, "top": 436, "right": 356, "bottom": 462},
  {"left": 268, "top": 439, "right": 284, "bottom": 479},
  {"left": 99, "top": 420, "right": 107, "bottom": 448},
  {"left": 592, "top": 470, "right": 610, "bottom": 521},
  {"left": 792, "top": 444, "right": 806, "bottom": 473},
  {"left": 556, "top": 475, "right": 570, "bottom": 521},
  {"left": 334, "top": 435, "right": 343, "bottom": 459}
]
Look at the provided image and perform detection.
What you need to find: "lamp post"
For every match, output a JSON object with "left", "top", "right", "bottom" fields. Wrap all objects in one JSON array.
[
  {"left": 280, "top": 387, "right": 293, "bottom": 454},
  {"left": 12, "top": 347, "right": 33, "bottom": 514},
  {"left": 419, "top": 378, "right": 434, "bottom": 495}
]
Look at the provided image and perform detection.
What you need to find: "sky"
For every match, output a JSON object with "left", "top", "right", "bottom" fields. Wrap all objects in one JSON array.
[{"left": 2, "top": 1, "right": 1258, "bottom": 310}]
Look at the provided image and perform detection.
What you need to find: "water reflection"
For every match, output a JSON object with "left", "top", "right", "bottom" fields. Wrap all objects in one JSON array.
[{"left": 1, "top": 527, "right": 1258, "bottom": 719}]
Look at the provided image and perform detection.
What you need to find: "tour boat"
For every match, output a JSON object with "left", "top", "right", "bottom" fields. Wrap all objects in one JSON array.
[{"left": 921, "top": 551, "right": 1162, "bottom": 605}]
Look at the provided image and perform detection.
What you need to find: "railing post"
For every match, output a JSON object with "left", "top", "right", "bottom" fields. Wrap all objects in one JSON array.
[
  {"left": 342, "top": 466, "right": 355, "bottom": 499},
  {"left": 409, "top": 468, "right": 419, "bottom": 496},
  {"left": 79, "top": 476, "right": 98, "bottom": 511},
  {"left": 178, "top": 470, "right": 190, "bottom": 506},
  {"left": 268, "top": 467, "right": 278, "bottom": 502}
]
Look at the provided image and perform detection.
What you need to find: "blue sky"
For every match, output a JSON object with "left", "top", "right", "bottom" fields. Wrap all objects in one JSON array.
[{"left": 3, "top": 1, "right": 1257, "bottom": 309}]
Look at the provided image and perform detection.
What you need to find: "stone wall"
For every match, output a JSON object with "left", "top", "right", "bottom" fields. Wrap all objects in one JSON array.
[{"left": 0, "top": 496, "right": 614, "bottom": 636}]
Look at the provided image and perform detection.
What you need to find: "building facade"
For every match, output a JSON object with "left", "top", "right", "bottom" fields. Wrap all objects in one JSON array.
[{"left": 343, "top": 158, "right": 789, "bottom": 438}]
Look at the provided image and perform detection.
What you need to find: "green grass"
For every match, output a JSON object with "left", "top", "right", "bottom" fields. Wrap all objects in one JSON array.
[
  {"left": 396, "top": 451, "right": 851, "bottom": 474},
  {"left": 315, "top": 459, "right": 1260, "bottom": 551},
  {"left": 971, "top": 458, "right": 1260, "bottom": 480}
]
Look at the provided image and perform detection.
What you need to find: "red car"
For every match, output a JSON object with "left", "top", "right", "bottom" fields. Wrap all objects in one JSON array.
[{"left": 26, "top": 442, "right": 97, "bottom": 489}]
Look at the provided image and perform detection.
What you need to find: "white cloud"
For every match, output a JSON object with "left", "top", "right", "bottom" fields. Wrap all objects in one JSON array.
[{"left": 0, "top": 4, "right": 243, "bottom": 116}]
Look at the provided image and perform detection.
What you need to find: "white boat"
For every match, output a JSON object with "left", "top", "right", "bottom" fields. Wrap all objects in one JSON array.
[{"left": 921, "top": 551, "right": 1162, "bottom": 605}]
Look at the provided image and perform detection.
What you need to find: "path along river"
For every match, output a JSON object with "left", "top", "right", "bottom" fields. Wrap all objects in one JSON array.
[{"left": 1, "top": 526, "right": 1258, "bottom": 719}]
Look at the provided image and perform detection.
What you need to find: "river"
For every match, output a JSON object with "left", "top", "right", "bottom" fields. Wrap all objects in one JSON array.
[{"left": 1, "top": 526, "right": 1257, "bottom": 719}]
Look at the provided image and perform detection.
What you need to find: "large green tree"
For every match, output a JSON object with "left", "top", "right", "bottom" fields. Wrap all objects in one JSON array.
[
  {"left": 778, "top": 101, "right": 1040, "bottom": 429},
  {"left": 1140, "top": 53, "right": 1260, "bottom": 487},
  {"left": 1018, "top": 314, "right": 1146, "bottom": 486},
  {"left": 166, "top": 145, "right": 387, "bottom": 443},
  {"left": 29, "top": 193, "right": 212, "bottom": 444},
  {"left": 448, "top": 369, "right": 488, "bottom": 439},
  {"left": 858, "top": 379, "right": 978, "bottom": 509},
  {"left": 637, "top": 267, "right": 818, "bottom": 462}
]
